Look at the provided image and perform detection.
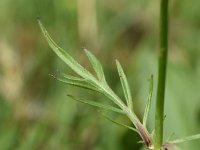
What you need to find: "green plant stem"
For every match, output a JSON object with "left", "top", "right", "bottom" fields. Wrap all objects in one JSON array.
[{"left": 155, "top": 0, "right": 169, "bottom": 149}]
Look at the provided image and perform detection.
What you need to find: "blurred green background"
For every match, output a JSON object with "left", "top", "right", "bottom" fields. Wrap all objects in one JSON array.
[{"left": 0, "top": 0, "right": 200, "bottom": 149}]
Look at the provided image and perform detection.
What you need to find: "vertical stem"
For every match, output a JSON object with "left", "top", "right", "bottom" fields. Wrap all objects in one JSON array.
[{"left": 155, "top": 0, "right": 169, "bottom": 149}]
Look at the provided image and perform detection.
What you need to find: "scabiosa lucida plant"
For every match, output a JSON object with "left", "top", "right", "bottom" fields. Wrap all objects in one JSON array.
[{"left": 37, "top": 1, "right": 200, "bottom": 149}]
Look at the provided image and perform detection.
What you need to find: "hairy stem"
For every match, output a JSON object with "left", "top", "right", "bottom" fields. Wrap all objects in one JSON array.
[{"left": 155, "top": 0, "right": 169, "bottom": 149}]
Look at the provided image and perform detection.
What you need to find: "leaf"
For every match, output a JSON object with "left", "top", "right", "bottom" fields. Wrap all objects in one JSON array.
[
  {"left": 143, "top": 75, "right": 153, "bottom": 126},
  {"left": 115, "top": 60, "right": 133, "bottom": 110},
  {"left": 62, "top": 73, "right": 85, "bottom": 81},
  {"left": 62, "top": 73, "right": 100, "bottom": 89},
  {"left": 38, "top": 19, "right": 95, "bottom": 81},
  {"left": 171, "top": 133, "right": 200, "bottom": 144},
  {"left": 84, "top": 49, "right": 106, "bottom": 82},
  {"left": 53, "top": 74, "right": 98, "bottom": 91},
  {"left": 67, "top": 95, "right": 125, "bottom": 114},
  {"left": 103, "top": 113, "right": 137, "bottom": 133}
]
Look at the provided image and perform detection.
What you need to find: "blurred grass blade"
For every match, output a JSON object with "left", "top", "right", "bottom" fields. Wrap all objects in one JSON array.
[
  {"left": 172, "top": 134, "right": 200, "bottom": 144},
  {"left": 84, "top": 49, "right": 106, "bottom": 82},
  {"left": 67, "top": 95, "right": 124, "bottom": 114},
  {"left": 115, "top": 60, "right": 133, "bottom": 110},
  {"left": 38, "top": 19, "right": 95, "bottom": 81},
  {"left": 103, "top": 114, "right": 137, "bottom": 132},
  {"left": 143, "top": 75, "right": 153, "bottom": 126}
]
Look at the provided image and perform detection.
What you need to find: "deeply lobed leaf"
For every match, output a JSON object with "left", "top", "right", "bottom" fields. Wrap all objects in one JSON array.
[{"left": 39, "top": 20, "right": 154, "bottom": 149}]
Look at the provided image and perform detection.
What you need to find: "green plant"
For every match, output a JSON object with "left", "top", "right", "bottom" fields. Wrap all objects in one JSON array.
[
  {"left": 154, "top": 0, "right": 169, "bottom": 149},
  {"left": 155, "top": 0, "right": 200, "bottom": 149},
  {"left": 38, "top": 19, "right": 154, "bottom": 149},
  {"left": 37, "top": 1, "right": 200, "bottom": 149}
]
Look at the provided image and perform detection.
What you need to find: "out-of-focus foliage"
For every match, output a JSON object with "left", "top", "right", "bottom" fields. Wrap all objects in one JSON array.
[{"left": 0, "top": 0, "right": 200, "bottom": 150}]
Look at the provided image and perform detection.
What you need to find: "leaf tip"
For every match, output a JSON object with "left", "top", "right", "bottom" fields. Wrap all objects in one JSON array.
[
  {"left": 115, "top": 59, "right": 119, "bottom": 64},
  {"left": 81, "top": 47, "right": 87, "bottom": 51},
  {"left": 66, "top": 94, "right": 73, "bottom": 99},
  {"left": 66, "top": 94, "right": 72, "bottom": 97},
  {"left": 48, "top": 73, "right": 57, "bottom": 80},
  {"left": 36, "top": 16, "right": 41, "bottom": 21},
  {"left": 83, "top": 48, "right": 91, "bottom": 57},
  {"left": 148, "top": 74, "right": 153, "bottom": 82}
]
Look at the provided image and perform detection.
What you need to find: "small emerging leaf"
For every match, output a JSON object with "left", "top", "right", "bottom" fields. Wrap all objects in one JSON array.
[
  {"left": 67, "top": 95, "right": 125, "bottom": 114},
  {"left": 103, "top": 113, "right": 137, "bottom": 132},
  {"left": 115, "top": 60, "right": 133, "bottom": 110},
  {"left": 143, "top": 75, "right": 153, "bottom": 126},
  {"left": 84, "top": 49, "right": 106, "bottom": 82}
]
